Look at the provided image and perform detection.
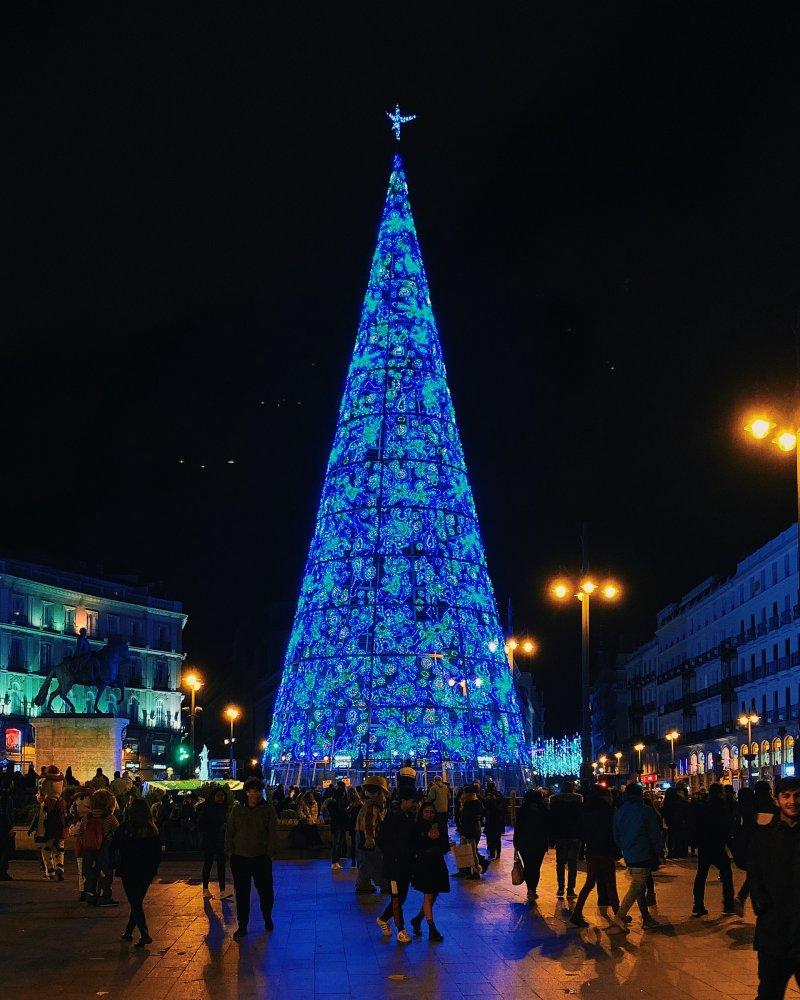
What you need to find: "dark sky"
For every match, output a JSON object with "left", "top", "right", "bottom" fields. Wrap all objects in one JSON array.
[{"left": 6, "top": 6, "right": 800, "bottom": 739}]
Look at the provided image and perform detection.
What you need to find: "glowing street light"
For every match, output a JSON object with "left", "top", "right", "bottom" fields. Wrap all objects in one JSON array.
[
  {"left": 614, "top": 750, "right": 623, "bottom": 774},
  {"left": 503, "top": 636, "right": 539, "bottom": 672},
  {"left": 665, "top": 729, "right": 680, "bottom": 782},
  {"left": 743, "top": 411, "right": 800, "bottom": 601},
  {"left": 224, "top": 705, "right": 241, "bottom": 777},
  {"left": 738, "top": 711, "right": 760, "bottom": 784},
  {"left": 548, "top": 571, "right": 623, "bottom": 782},
  {"left": 181, "top": 670, "right": 203, "bottom": 770},
  {"left": 633, "top": 742, "right": 646, "bottom": 774}
]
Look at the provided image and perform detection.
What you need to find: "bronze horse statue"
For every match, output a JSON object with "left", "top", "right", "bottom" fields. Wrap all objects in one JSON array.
[{"left": 33, "top": 636, "right": 129, "bottom": 715}]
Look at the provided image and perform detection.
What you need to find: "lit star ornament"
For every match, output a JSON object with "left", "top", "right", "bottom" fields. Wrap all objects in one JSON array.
[{"left": 387, "top": 104, "right": 416, "bottom": 141}]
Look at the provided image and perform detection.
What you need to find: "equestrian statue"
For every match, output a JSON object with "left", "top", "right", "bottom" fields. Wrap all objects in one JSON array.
[{"left": 33, "top": 628, "right": 129, "bottom": 715}]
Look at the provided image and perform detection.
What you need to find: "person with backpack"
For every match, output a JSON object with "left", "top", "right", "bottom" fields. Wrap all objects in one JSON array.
[
  {"left": 354, "top": 776, "right": 389, "bottom": 894},
  {"left": 113, "top": 798, "right": 161, "bottom": 947},
  {"left": 80, "top": 788, "right": 119, "bottom": 906}
]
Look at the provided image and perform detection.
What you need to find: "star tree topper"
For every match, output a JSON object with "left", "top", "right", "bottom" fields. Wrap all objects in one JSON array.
[{"left": 387, "top": 104, "right": 416, "bottom": 141}]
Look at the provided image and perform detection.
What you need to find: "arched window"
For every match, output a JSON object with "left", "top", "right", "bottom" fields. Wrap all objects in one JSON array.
[
  {"left": 690, "top": 753, "right": 698, "bottom": 775},
  {"left": 698, "top": 752, "right": 705, "bottom": 774},
  {"left": 722, "top": 746, "right": 731, "bottom": 770},
  {"left": 786, "top": 736, "right": 795, "bottom": 764},
  {"left": 773, "top": 738, "right": 782, "bottom": 766},
  {"left": 761, "top": 740, "right": 771, "bottom": 767},
  {"left": 751, "top": 742, "right": 760, "bottom": 767}
]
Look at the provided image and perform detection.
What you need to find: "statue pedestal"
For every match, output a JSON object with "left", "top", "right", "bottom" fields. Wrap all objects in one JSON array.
[{"left": 33, "top": 715, "right": 128, "bottom": 783}]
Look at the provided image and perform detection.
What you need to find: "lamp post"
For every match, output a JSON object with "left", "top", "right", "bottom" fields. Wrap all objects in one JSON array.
[
  {"left": 614, "top": 750, "right": 623, "bottom": 776},
  {"left": 744, "top": 416, "right": 800, "bottom": 603},
  {"left": 633, "top": 742, "right": 646, "bottom": 775},
  {"left": 182, "top": 671, "right": 203, "bottom": 772},
  {"left": 738, "top": 711, "right": 761, "bottom": 786},
  {"left": 550, "top": 574, "right": 622, "bottom": 784},
  {"left": 224, "top": 705, "right": 240, "bottom": 778},
  {"left": 665, "top": 729, "right": 680, "bottom": 783}
]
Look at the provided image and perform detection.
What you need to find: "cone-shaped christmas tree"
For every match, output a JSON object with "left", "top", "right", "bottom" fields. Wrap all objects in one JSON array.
[{"left": 266, "top": 154, "right": 526, "bottom": 768}]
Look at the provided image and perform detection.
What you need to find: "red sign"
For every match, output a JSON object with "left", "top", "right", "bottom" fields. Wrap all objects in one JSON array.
[
  {"left": 641, "top": 772, "right": 658, "bottom": 784},
  {"left": 5, "top": 728, "right": 21, "bottom": 754}
]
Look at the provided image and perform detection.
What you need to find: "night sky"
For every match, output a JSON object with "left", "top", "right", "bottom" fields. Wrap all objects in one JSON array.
[{"left": 6, "top": 7, "right": 800, "bottom": 739}]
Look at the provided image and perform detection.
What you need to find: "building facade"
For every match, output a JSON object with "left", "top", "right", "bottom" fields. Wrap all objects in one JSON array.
[
  {"left": 594, "top": 524, "right": 799, "bottom": 787},
  {"left": 0, "top": 558, "right": 187, "bottom": 779}
]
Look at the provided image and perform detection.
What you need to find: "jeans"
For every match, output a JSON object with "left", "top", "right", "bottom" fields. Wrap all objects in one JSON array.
[
  {"left": 555, "top": 838, "right": 582, "bottom": 892},
  {"left": 756, "top": 952, "right": 800, "bottom": 1000},
  {"left": 230, "top": 854, "right": 274, "bottom": 930},
  {"left": 573, "top": 855, "right": 620, "bottom": 917},
  {"left": 202, "top": 848, "right": 226, "bottom": 889},
  {"left": 617, "top": 865, "right": 651, "bottom": 919},
  {"left": 693, "top": 846, "right": 734, "bottom": 909},
  {"left": 331, "top": 828, "right": 347, "bottom": 864},
  {"left": 123, "top": 876, "right": 153, "bottom": 937},
  {"left": 355, "top": 845, "right": 387, "bottom": 891},
  {"left": 83, "top": 845, "right": 112, "bottom": 899},
  {"left": 517, "top": 846, "right": 546, "bottom": 894}
]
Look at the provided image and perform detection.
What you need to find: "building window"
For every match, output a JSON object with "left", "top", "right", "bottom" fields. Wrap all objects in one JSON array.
[
  {"left": 9, "top": 684, "right": 22, "bottom": 715},
  {"left": 85, "top": 691, "right": 95, "bottom": 714},
  {"left": 152, "top": 740, "right": 166, "bottom": 757},
  {"left": 130, "top": 621, "right": 142, "bottom": 646},
  {"left": 64, "top": 607, "right": 76, "bottom": 634},
  {"left": 129, "top": 697, "right": 140, "bottom": 724},
  {"left": 85, "top": 610, "right": 99, "bottom": 637},
  {"left": 154, "top": 701, "right": 166, "bottom": 728},
  {"left": 154, "top": 660, "right": 168, "bottom": 689},
  {"left": 127, "top": 658, "right": 142, "bottom": 687},
  {"left": 787, "top": 736, "right": 795, "bottom": 764},
  {"left": 11, "top": 596, "right": 27, "bottom": 623},
  {"left": 40, "top": 643, "right": 53, "bottom": 672},
  {"left": 158, "top": 626, "right": 170, "bottom": 651},
  {"left": 8, "top": 638, "right": 24, "bottom": 670},
  {"left": 41, "top": 602, "right": 54, "bottom": 628},
  {"left": 773, "top": 738, "right": 783, "bottom": 766},
  {"left": 107, "top": 614, "right": 120, "bottom": 636}
]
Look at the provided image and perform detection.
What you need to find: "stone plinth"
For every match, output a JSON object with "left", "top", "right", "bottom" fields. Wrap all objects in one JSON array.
[{"left": 33, "top": 715, "right": 128, "bottom": 783}]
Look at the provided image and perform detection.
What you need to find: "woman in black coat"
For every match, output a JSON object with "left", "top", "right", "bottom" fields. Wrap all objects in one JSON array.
[
  {"left": 112, "top": 798, "right": 161, "bottom": 947},
  {"left": 410, "top": 802, "right": 449, "bottom": 941},
  {"left": 197, "top": 788, "right": 229, "bottom": 898},
  {"left": 513, "top": 789, "right": 550, "bottom": 902}
]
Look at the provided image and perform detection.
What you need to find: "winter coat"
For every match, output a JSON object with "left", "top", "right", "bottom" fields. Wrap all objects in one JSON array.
[
  {"left": 580, "top": 796, "right": 618, "bottom": 858},
  {"left": 411, "top": 817, "right": 450, "bottom": 894},
  {"left": 513, "top": 802, "right": 549, "bottom": 853},
  {"left": 458, "top": 794, "right": 483, "bottom": 841},
  {"left": 548, "top": 791, "right": 583, "bottom": 841},
  {"left": 425, "top": 780, "right": 449, "bottom": 814},
  {"left": 378, "top": 803, "right": 417, "bottom": 880},
  {"left": 112, "top": 822, "right": 161, "bottom": 882},
  {"left": 748, "top": 814, "right": 800, "bottom": 959},
  {"left": 612, "top": 794, "right": 662, "bottom": 867},
  {"left": 322, "top": 792, "right": 348, "bottom": 831},
  {"left": 196, "top": 800, "right": 228, "bottom": 851},
  {"left": 483, "top": 793, "right": 506, "bottom": 835},
  {"left": 693, "top": 796, "right": 733, "bottom": 850},
  {"left": 224, "top": 800, "right": 277, "bottom": 858}
]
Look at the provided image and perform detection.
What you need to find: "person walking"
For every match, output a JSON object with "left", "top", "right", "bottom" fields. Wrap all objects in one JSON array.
[
  {"left": 425, "top": 775, "right": 450, "bottom": 839},
  {"left": 455, "top": 786, "right": 488, "bottom": 879},
  {"left": 225, "top": 778, "right": 278, "bottom": 938},
  {"left": 748, "top": 775, "right": 800, "bottom": 999},
  {"left": 376, "top": 790, "right": 418, "bottom": 943},
  {"left": 570, "top": 785, "right": 620, "bottom": 927},
  {"left": 67, "top": 784, "right": 94, "bottom": 898},
  {"left": 662, "top": 784, "right": 690, "bottom": 859},
  {"left": 346, "top": 786, "right": 363, "bottom": 867},
  {"left": 513, "top": 789, "right": 550, "bottom": 903},
  {"left": 483, "top": 785, "right": 506, "bottom": 861},
  {"left": 354, "top": 775, "right": 389, "bottom": 894},
  {"left": 409, "top": 801, "right": 449, "bottom": 941},
  {"left": 113, "top": 798, "right": 161, "bottom": 948},
  {"left": 691, "top": 782, "right": 735, "bottom": 916},
  {"left": 197, "top": 787, "right": 231, "bottom": 899},
  {"left": 80, "top": 788, "right": 119, "bottom": 906},
  {"left": 549, "top": 781, "right": 583, "bottom": 899},
  {"left": 322, "top": 782, "right": 348, "bottom": 871},
  {"left": 611, "top": 782, "right": 661, "bottom": 930}
]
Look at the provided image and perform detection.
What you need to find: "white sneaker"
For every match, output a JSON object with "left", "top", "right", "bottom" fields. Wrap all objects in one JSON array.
[
  {"left": 202, "top": 887, "right": 213, "bottom": 899},
  {"left": 331, "top": 862, "right": 342, "bottom": 870},
  {"left": 219, "top": 888, "right": 233, "bottom": 899},
  {"left": 397, "top": 929, "right": 412, "bottom": 943},
  {"left": 376, "top": 917, "right": 392, "bottom": 936}
]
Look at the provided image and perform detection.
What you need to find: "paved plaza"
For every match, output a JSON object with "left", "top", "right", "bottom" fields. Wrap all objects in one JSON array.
[{"left": 0, "top": 831, "right": 794, "bottom": 1000}]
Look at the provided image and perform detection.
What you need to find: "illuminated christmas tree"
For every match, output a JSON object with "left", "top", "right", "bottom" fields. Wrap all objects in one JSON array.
[{"left": 266, "top": 151, "right": 526, "bottom": 769}]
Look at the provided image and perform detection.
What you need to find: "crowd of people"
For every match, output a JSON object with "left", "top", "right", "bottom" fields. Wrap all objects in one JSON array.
[{"left": 2, "top": 759, "right": 799, "bottom": 997}]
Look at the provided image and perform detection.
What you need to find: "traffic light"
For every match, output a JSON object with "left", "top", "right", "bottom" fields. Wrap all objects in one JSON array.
[
  {"left": 176, "top": 743, "right": 190, "bottom": 774},
  {"left": 177, "top": 745, "right": 190, "bottom": 763}
]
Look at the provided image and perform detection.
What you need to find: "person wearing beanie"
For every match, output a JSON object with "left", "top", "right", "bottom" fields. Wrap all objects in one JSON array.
[{"left": 748, "top": 775, "right": 800, "bottom": 998}]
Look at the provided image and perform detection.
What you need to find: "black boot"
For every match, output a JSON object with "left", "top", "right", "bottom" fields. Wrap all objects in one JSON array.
[
  {"left": 410, "top": 913, "right": 423, "bottom": 937},
  {"left": 428, "top": 922, "right": 444, "bottom": 942}
]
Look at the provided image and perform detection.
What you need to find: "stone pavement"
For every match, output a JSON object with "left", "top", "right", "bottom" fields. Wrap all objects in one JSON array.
[{"left": 0, "top": 831, "right": 796, "bottom": 1000}]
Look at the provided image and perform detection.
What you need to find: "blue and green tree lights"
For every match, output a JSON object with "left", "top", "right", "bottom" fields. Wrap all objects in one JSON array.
[{"left": 265, "top": 153, "right": 526, "bottom": 769}]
